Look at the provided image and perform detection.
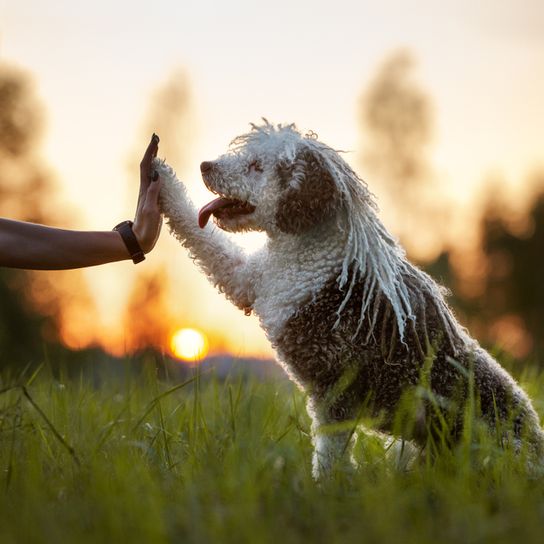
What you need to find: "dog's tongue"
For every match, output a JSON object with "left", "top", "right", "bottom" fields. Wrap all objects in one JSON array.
[{"left": 198, "top": 197, "right": 233, "bottom": 228}]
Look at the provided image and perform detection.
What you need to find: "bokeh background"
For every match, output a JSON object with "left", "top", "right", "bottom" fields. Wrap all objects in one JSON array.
[{"left": 1, "top": 0, "right": 543, "bottom": 367}]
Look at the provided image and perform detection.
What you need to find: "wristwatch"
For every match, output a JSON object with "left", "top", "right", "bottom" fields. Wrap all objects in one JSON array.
[{"left": 113, "top": 220, "right": 145, "bottom": 264}]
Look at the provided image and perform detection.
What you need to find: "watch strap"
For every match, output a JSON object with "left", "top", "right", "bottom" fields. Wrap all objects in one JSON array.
[{"left": 113, "top": 220, "right": 145, "bottom": 264}]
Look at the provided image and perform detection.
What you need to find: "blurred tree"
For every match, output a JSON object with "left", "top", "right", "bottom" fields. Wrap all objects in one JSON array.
[
  {"left": 127, "top": 69, "right": 193, "bottom": 182},
  {"left": 469, "top": 177, "right": 544, "bottom": 361},
  {"left": 0, "top": 64, "right": 51, "bottom": 222},
  {"left": 361, "top": 51, "right": 544, "bottom": 364},
  {"left": 360, "top": 50, "right": 449, "bottom": 262},
  {"left": 144, "top": 69, "right": 192, "bottom": 172},
  {"left": 121, "top": 69, "right": 194, "bottom": 354},
  {"left": 122, "top": 269, "right": 173, "bottom": 353},
  {"left": 0, "top": 63, "right": 97, "bottom": 365},
  {"left": 423, "top": 175, "right": 544, "bottom": 365},
  {"left": 0, "top": 267, "right": 48, "bottom": 365},
  {"left": 0, "top": 64, "right": 53, "bottom": 365},
  {"left": 362, "top": 51, "right": 431, "bottom": 187}
]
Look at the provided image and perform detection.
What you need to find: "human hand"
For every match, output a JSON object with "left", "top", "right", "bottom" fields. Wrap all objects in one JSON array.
[{"left": 133, "top": 133, "right": 163, "bottom": 253}]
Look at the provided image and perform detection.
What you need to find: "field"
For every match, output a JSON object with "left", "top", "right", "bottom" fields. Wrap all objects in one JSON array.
[{"left": 1, "top": 358, "right": 544, "bottom": 544}]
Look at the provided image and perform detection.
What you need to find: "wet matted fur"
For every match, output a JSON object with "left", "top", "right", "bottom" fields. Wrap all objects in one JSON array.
[{"left": 155, "top": 120, "right": 544, "bottom": 478}]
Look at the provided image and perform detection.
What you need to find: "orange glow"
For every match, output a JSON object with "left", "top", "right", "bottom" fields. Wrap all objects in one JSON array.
[
  {"left": 169, "top": 328, "right": 209, "bottom": 362},
  {"left": 5, "top": 3, "right": 544, "bottom": 363}
]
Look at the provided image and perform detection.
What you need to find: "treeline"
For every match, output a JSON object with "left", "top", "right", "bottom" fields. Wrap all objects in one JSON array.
[{"left": 1, "top": 55, "right": 543, "bottom": 368}]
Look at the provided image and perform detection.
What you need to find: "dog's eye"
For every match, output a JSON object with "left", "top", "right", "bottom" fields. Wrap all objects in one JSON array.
[{"left": 248, "top": 160, "right": 263, "bottom": 173}]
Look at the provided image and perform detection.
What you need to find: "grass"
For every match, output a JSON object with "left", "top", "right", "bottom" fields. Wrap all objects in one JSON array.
[{"left": 1, "top": 358, "right": 544, "bottom": 544}]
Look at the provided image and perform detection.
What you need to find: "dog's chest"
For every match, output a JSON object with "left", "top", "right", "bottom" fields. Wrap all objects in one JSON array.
[{"left": 251, "top": 245, "right": 342, "bottom": 344}]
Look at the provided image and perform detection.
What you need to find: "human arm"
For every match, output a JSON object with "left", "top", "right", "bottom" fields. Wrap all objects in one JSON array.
[
  {"left": 0, "top": 134, "right": 163, "bottom": 270},
  {"left": 0, "top": 219, "right": 140, "bottom": 269}
]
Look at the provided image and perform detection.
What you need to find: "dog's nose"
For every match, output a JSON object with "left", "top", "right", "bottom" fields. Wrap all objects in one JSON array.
[{"left": 200, "top": 161, "right": 214, "bottom": 173}]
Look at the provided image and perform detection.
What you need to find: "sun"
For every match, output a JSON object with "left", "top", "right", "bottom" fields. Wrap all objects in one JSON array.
[{"left": 169, "top": 328, "right": 209, "bottom": 362}]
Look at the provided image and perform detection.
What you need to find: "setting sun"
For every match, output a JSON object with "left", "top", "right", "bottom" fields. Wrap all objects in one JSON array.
[{"left": 170, "top": 328, "right": 209, "bottom": 362}]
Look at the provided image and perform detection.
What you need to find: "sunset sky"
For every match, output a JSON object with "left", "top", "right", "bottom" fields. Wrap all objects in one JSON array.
[{"left": 1, "top": 0, "right": 543, "bottom": 357}]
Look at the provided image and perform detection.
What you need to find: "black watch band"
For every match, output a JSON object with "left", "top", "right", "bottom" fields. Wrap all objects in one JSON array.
[{"left": 113, "top": 220, "right": 145, "bottom": 264}]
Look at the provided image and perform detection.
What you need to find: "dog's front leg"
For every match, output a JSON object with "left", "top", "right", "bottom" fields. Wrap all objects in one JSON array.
[{"left": 155, "top": 160, "right": 255, "bottom": 311}]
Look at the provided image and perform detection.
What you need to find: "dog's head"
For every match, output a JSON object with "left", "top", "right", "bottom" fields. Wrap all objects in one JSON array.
[
  {"left": 196, "top": 121, "right": 424, "bottom": 343},
  {"left": 198, "top": 121, "right": 364, "bottom": 235}
]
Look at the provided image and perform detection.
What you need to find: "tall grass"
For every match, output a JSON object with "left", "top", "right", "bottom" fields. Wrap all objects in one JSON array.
[{"left": 1, "top": 359, "right": 544, "bottom": 543}]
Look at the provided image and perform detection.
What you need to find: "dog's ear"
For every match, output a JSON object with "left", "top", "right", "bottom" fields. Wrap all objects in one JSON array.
[{"left": 275, "top": 149, "right": 341, "bottom": 234}]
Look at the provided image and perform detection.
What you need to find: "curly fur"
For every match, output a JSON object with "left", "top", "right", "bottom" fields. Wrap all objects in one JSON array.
[{"left": 155, "top": 120, "right": 544, "bottom": 478}]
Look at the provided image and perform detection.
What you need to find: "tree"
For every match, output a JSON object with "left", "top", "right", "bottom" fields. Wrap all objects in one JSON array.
[
  {"left": 0, "top": 63, "right": 97, "bottom": 364},
  {"left": 424, "top": 175, "right": 544, "bottom": 364},
  {"left": 121, "top": 70, "right": 195, "bottom": 355},
  {"left": 360, "top": 50, "right": 448, "bottom": 262},
  {"left": 473, "top": 178, "right": 544, "bottom": 361}
]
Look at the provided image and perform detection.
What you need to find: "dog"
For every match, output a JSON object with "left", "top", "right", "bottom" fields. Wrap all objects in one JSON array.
[{"left": 155, "top": 120, "right": 544, "bottom": 478}]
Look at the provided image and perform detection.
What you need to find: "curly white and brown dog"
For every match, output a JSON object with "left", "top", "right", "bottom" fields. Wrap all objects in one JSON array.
[{"left": 155, "top": 120, "right": 544, "bottom": 478}]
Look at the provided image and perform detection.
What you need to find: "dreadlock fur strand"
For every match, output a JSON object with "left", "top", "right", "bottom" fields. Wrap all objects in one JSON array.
[{"left": 155, "top": 120, "right": 544, "bottom": 479}]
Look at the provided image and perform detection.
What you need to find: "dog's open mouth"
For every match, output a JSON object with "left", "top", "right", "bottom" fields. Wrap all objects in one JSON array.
[{"left": 198, "top": 197, "right": 256, "bottom": 229}]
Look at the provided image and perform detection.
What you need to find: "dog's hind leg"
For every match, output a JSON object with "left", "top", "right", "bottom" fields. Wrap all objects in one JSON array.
[{"left": 307, "top": 396, "right": 358, "bottom": 480}]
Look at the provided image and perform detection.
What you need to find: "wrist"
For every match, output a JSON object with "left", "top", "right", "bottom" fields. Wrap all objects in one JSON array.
[
  {"left": 132, "top": 221, "right": 151, "bottom": 254},
  {"left": 113, "top": 221, "right": 145, "bottom": 264}
]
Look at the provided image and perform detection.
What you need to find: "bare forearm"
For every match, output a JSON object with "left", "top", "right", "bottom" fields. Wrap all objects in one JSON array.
[{"left": 0, "top": 218, "right": 130, "bottom": 270}]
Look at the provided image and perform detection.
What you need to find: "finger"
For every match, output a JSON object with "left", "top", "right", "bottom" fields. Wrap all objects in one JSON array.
[
  {"left": 152, "top": 134, "right": 159, "bottom": 158},
  {"left": 146, "top": 177, "right": 163, "bottom": 206},
  {"left": 137, "top": 134, "right": 160, "bottom": 209},
  {"left": 140, "top": 133, "right": 159, "bottom": 173},
  {"left": 139, "top": 134, "right": 159, "bottom": 190}
]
